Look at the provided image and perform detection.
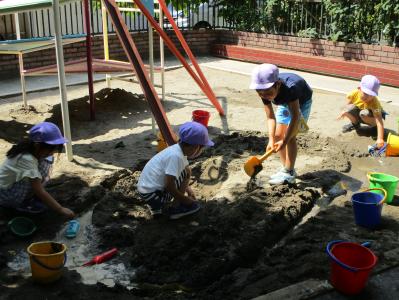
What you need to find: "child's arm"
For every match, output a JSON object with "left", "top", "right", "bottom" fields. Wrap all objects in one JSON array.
[
  {"left": 374, "top": 114, "right": 385, "bottom": 148},
  {"left": 31, "top": 178, "right": 75, "bottom": 218},
  {"left": 264, "top": 103, "right": 277, "bottom": 151},
  {"left": 165, "top": 175, "right": 193, "bottom": 206},
  {"left": 346, "top": 95, "right": 353, "bottom": 105},
  {"left": 337, "top": 95, "right": 354, "bottom": 119}
]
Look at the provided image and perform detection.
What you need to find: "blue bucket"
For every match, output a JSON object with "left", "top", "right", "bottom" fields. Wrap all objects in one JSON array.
[{"left": 351, "top": 188, "right": 387, "bottom": 229}]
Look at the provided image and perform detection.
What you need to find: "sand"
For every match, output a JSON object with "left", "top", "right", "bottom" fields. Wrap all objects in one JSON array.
[{"left": 0, "top": 65, "right": 399, "bottom": 299}]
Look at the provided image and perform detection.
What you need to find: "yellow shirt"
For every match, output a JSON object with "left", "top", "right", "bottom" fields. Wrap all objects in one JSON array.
[{"left": 347, "top": 89, "right": 382, "bottom": 115}]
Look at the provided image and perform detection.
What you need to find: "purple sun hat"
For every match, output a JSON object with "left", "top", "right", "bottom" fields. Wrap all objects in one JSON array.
[
  {"left": 179, "top": 121, "right": 214, "bottom": 147},
  {"left": 360, "top": 75, "right": 380, "bottom": 96},
  {"left": 29, "top": 122, "right": 67, "bottom": 145},
  {"left": 249, "top": 64, "right": 279, "bottom": 90}
]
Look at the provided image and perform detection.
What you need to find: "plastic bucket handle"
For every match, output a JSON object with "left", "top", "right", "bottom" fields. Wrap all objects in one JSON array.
[
  {"left": 367, "top": 172, "right": 399, "bottom": 183},
  {"left": 360, "top": 187, "right": 387, "bottom": 205},
  {"left": 326, "top": 240, "right": 371, "bottom": 272},
  {"left": 31, "top": 253, "right": 67, "bottom": 271}
]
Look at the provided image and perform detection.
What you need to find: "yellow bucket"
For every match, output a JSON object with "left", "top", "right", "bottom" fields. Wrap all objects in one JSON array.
[
  {"left": 27, "top": 241, "right": 67, "bottom": 284},
  {"left": 156, "top": 131, "right": 178, "bottom": 152},
  {"left": 293, "top": 116, "right": 309, "bottom": 136},
  {"left": 386, "top": 133, "right": 399, "bottom": 157}
]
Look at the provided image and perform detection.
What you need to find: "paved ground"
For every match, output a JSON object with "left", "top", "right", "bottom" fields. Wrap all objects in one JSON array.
[{"left": 1, "top": 56, "right": 398, "bottom": 107}]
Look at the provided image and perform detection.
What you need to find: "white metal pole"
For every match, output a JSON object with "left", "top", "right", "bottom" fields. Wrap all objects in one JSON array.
[
  {"left": 14, "top": 13, "right": 27, "bottom": 108},
  {"left": 101, "top": 0, "right": 111, "bottom": 88},
  {"left": 52, "top": 0, "right": 73, "bottom": 161},
  {"left": 148, "top": 20, "right": 156, "bottom": 135},
  {"left": 159, "top": 6, "right": 165, "bottom": 102}
]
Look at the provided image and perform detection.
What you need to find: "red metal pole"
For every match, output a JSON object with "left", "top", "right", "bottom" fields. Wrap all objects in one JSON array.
[
  {"left": 83, "top": 0, "right": 95, "bottom": 120},
  {"left": 102, "top": 0, "right": 176, "bottom": 145},
  {"left": 133, "top": 0, "right": 225, "bottom": 116},
  {"left": 158, "top": 0, "right": 222, "bottom": 115}
]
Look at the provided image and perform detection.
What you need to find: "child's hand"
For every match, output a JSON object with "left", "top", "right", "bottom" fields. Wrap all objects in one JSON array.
[
  {"left": 376, "top": 139, "right": 385, "bottom": 149},
  {"left": 273, "top": 140, "right": 285, "bottom": 152},
  {"left": 187, "top": 186, "right": 196, "bottom": 200},
  {"left": 60, "top": 207, "right": 75, "bottom": 219},
  {"left": 266, "top": 139, "right": 275, "bottom": 152},
  {"left": 337, "top": 111, "right": 346, "bottom": 120}
]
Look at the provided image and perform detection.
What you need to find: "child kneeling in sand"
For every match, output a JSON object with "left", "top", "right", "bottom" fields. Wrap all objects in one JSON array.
[
  {"left": 338, "top": 75, "right": 386, "bottom": 149},
  {"left": 0, "top": 122, "right": 75, "bottom": 218},
  {"left": 138, "top": 121, "right": 214, "bottom": 219}
]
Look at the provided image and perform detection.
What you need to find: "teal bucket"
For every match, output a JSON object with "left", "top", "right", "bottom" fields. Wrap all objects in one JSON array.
[{"left": 368, "top": 172, "right": 399, "bottom": 204}]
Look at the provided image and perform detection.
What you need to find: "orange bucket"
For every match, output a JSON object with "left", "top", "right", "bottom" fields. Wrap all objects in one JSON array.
[{"left": 192, "top": 110, "right": 210, "bottom": 127}]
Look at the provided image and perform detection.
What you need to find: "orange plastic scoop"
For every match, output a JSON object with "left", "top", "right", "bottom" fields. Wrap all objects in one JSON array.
[{"left": 244, "top": 148, "right": 274, "bottom": 177}]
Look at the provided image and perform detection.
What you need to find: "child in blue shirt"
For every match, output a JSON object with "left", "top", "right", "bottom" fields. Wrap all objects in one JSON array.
[
  {"left": 249, "top": 64, "right": 313, "bottom": 185},
  {"left": 138, "top": 121, "right": 214, "bottom": 219}
]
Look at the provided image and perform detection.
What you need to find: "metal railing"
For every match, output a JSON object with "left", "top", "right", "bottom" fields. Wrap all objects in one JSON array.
[{"left": 0, "top": 0, "right": 393, "bottom": 45}]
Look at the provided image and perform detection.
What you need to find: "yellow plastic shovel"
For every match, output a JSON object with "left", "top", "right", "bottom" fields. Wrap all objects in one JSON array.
[{"left": 244, "top": 148, "right": 275, "bottom": 177}]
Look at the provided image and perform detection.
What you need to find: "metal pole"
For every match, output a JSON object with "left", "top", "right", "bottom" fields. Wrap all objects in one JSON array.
[
  {"left": 148, "top": 20, "right": 156, "bottom": 135},
  {"left": 14, "top": 13, "right": 27, "bottom": 108},
  {"left": 83, "top": 0, "right": 95, "bottom": 121},
  {"left": 101, "top": 0, "right": 111, "bottom": 88},
  {"left": 52, "top": 0, "right": 73, "bottom": 161},
  {"left": 159, "top": 6, "right": 165, "bottom": 102}
]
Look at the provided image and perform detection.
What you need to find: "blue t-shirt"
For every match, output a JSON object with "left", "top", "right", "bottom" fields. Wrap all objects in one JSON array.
[{"left": 262, "top": 73, "right": 313, "bottom": 106}]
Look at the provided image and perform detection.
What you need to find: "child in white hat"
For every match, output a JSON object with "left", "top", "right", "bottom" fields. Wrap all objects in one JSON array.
[
  {"left": 337, "top": 75, "right": 386, "bottom": 149},
  {"left": 249, "top": 64, "right": 313, "bottom": 185}
]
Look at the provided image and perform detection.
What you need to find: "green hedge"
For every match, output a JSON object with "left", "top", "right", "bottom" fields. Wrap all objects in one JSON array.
[{"left": 215, "top": 0, "right": 399, "bottom": 46}]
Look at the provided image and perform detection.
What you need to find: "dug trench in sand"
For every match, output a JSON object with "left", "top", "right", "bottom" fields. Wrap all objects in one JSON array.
[{"left": 83, "top": 131, "right": 366, "bottom": 298}]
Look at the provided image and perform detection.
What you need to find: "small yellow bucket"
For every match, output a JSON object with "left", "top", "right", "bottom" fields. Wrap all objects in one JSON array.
[
  {"left": 386, "top": 133, "right": 399, "bottom": 157},
  {"left": 156, "top": 131, "right": 178, "bottom": 152},
  {"left": 27, "top": 241, "right": 67, "bottom": 284},
  {"left": 293, "top": 116, "right": 309, "bottom": 136}
]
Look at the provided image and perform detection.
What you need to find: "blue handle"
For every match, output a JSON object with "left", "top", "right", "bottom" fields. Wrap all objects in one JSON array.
[{"left": 326, "top": 240, "right": 372, "bottom": 272}]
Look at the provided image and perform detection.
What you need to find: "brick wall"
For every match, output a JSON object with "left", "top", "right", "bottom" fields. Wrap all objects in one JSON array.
[
  {"left": 1, "top": 29, "right": 398, "bottom": 77},
  {"left": 0, "top": 30, "right": 220, "bottom": 77},
  {"left": 219, "top": 31, "right": 399, "bottom": 66}
]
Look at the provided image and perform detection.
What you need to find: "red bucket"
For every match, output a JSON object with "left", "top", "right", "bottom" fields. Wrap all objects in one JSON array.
[
  {"left": 326, "top": 241, "right": 377, "bottom": 295},
  {"left": 192, "top": 110, "right": 210, "bottom": 127}
]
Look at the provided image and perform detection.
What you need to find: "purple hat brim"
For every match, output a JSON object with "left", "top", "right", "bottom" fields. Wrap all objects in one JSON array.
[
  {"left": 205, "top": 139, "right": 214, "bottom": 147},
  {"left": 360, "top": 85, "right": 378, "bottom": 96},
  {"left": 45, "top": 137, "right": 68, "bottom": 145}
]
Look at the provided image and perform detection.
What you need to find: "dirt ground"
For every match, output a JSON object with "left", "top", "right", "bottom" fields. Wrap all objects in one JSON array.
[{"left": 0, "top": 64, "right": 399, "bottom": 299}]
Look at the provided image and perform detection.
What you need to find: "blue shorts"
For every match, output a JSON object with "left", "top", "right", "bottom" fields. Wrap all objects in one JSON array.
[{"left": 276, "top": 99, "right": 312, "bottom": 125}]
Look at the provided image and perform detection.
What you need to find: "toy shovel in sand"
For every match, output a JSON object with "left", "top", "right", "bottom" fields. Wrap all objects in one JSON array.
[
  {"left": 244, "top": 148, "right": 275, "bottom": 177},
  {"left": 82, "top": 248, "right": 118, "bottom": 266}
]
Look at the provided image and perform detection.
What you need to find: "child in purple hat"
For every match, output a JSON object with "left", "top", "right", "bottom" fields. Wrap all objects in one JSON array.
[
  {"left": 138, "top": 121, "right": 214, "bottom": 219},
  {"left": 0, "top": 122, "right": 75, "bottom": 218},
  {"left": 337, "top": 75, "right": 386, "bottom": 149}
]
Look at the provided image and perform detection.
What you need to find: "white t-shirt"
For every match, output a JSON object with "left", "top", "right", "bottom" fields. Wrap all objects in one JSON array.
[
  {"left": 0, "top": 153, "right": 42, "bottom": 189},
  {"left": 138, "top": 144, "right": 189, "bottom": 194}
]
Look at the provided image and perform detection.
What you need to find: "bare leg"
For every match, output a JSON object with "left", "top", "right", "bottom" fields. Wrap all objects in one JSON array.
[
  {"left": 285, "top": 137, "right": 297, "bottom": 170},
  {"left": 342, "top": 112, "right": 359, "bottom": 124},
  {"left": 360, "top": 115, "right": 376, "bottom": 126},
  {"left": 275, "top": 123, "right": 288, "bottom": 167}
]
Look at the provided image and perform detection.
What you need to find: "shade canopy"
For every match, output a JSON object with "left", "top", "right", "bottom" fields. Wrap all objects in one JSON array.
[{"left": 0, "top": 0, "right": 78, "bottom": 15}]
